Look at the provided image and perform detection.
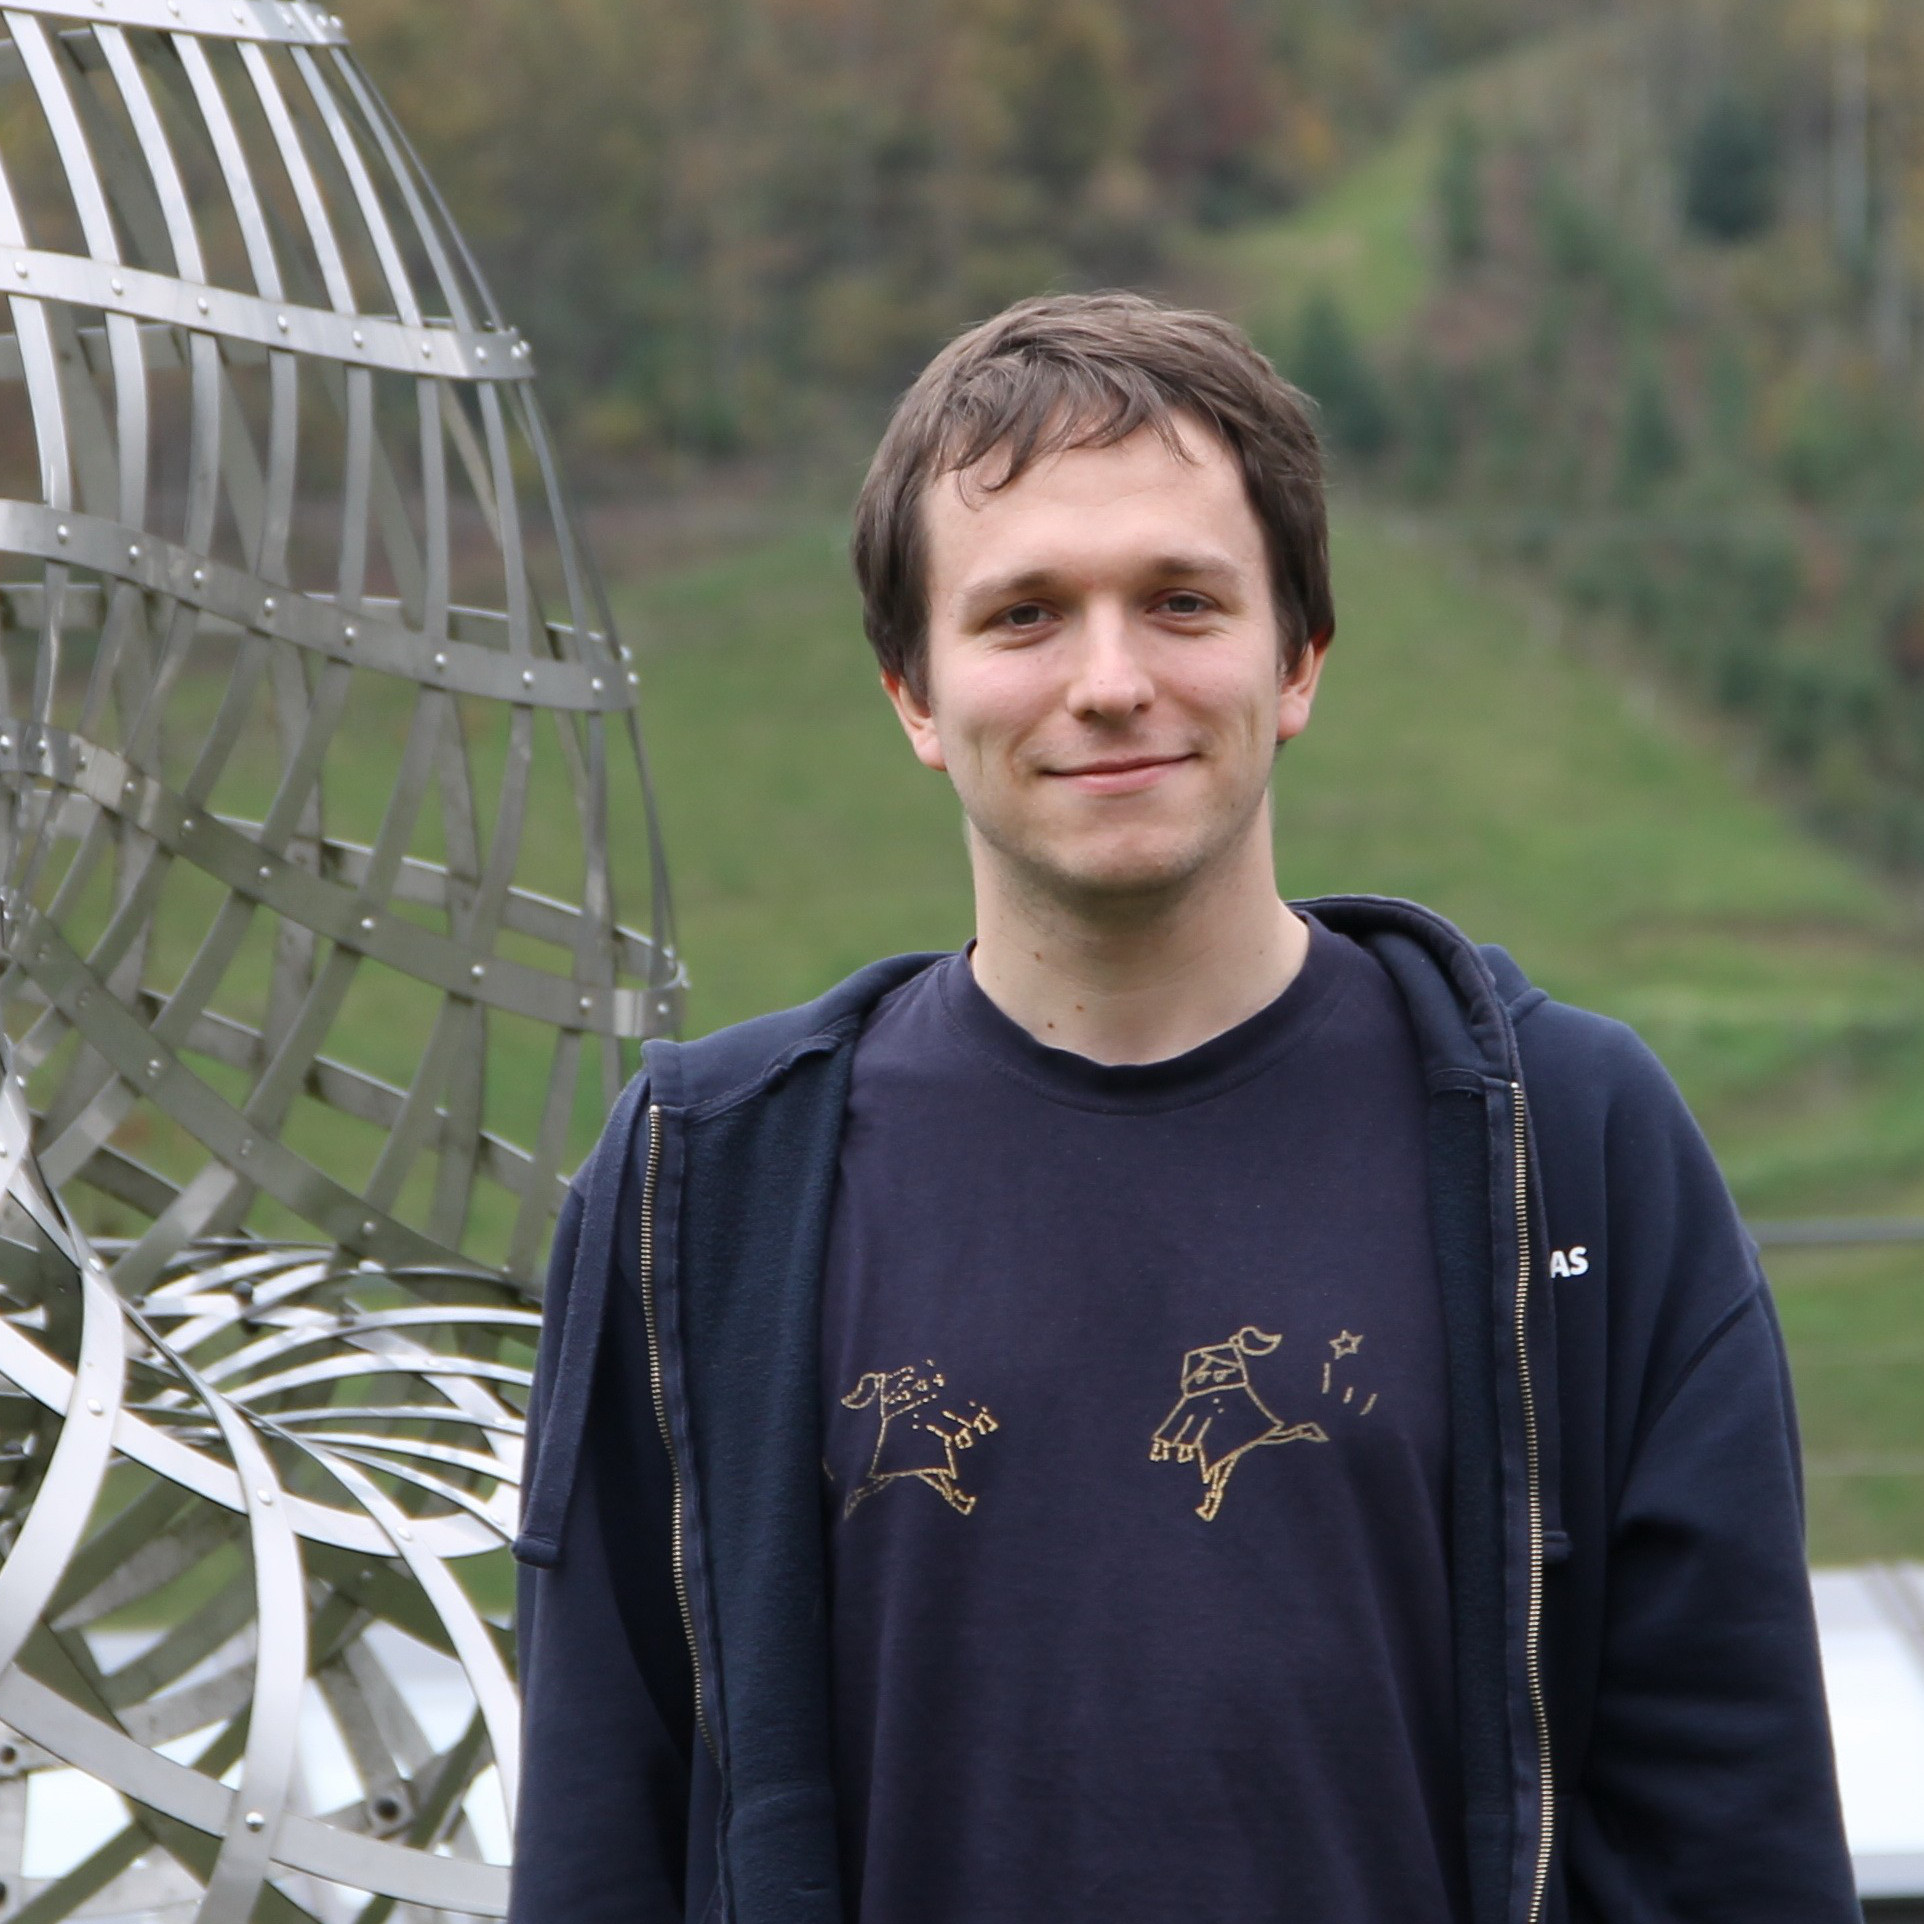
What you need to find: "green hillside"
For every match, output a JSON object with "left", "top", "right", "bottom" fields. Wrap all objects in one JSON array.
[
  {"left": 1194, "top": 6, "right": 1924, "bottom": 884},
  {"left": 619, "top": 509, "right": 1924, "bottom": 1563}
]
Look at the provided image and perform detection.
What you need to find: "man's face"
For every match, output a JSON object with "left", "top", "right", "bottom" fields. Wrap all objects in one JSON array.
[{"left": 886, "top": 415, "right": 1326, "bottom": 911}]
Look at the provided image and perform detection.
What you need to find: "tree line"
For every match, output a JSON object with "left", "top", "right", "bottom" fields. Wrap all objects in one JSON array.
[
  {"left": 1292, "top": 0, "right": 1924, "bottom": 872},
  {"left": 348, "top": 0, "right": 1567, "bottom": 466}
]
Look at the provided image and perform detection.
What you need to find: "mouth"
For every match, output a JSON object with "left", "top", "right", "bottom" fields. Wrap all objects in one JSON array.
[{"left": 1044, "top": 753, "right": 1193, "bottom": 795}]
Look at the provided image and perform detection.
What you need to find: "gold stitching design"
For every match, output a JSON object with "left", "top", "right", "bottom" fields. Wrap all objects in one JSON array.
[
  {"left": 840, "top": 1361, "right": 999, "bottom": 1517},
  {"left": 1151, "top": 1325, "right": 1327, "bottom": 1521},
  {"left": 1321, "top": 1328, "right": 1379, "bottom": 1418}
]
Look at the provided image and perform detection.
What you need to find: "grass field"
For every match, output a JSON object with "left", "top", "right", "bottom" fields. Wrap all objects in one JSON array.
[
  {"left": 1177, "top": 114, "right": 1442, "bottom": 354},
  {"left": 1179, "top": 24, "right": 1621, "bottom": 360},
  {"left": 619, "top": 508, "right": 1924, "bottom": 1563}
]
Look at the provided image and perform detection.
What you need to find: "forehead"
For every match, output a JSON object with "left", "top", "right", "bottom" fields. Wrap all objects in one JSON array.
[{"left": 922, "top": 414, "right": 1263, "bottom": 599}]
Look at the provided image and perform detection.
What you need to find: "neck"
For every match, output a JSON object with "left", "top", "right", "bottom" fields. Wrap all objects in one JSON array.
[{"left": 968, "top": 830, "right": 1308, "bottom": 1066}]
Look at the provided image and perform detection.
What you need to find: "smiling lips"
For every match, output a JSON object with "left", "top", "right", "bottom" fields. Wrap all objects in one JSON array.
[{"left": 1045, "top": 753, "right": 1194, "bottom": 795}]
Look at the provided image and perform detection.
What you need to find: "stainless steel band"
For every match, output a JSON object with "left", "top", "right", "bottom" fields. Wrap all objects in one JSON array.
[
  {"left": 2, "top": 246, "right": 532, "bottom": 380},
  {"left": 0, "top": 1112, "right": 521, "bottom": 1914},
  {"left": 0, "top": 507, "right": 623, "bottom": 711},
  {"left": 9, "top": 740, "right": 658, "bottom": 1031},
  {"left": 1, "top": 0, "right": 347, "bottom": 47}
]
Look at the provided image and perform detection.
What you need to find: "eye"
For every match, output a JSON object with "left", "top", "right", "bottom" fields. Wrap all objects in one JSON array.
[
  {"left": 999, "top": 602, "right": 1052, "bottom": 630},
  {"left": 1157, "top": 590, "right": 1213, "bottom": 617}
]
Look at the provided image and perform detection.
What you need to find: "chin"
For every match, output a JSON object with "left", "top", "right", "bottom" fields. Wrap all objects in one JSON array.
[
  {"left": 1027, "top": 837, "right": 1217, "bottom": 905},
  {"left": 968, "top": 796, "right": 1257, "bottom": 909}
]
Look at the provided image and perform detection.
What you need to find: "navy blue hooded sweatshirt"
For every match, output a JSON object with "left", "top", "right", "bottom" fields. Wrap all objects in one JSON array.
[{"left": 509, "top": 896, "right": 1860, "bottom": 1924}]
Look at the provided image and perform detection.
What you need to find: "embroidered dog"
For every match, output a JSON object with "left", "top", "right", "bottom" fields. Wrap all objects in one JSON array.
[
  {"left": 841, "top": 1362, "right": 999, "bottom": 1517},
  {"left": 1151, "top": 1325, "right": 1326, "bottom": 1520}
]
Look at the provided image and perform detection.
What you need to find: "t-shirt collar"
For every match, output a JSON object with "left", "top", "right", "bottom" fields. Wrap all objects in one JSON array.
[{"left": 936, "top": 913, "right": 1349, "bottom": 1112}]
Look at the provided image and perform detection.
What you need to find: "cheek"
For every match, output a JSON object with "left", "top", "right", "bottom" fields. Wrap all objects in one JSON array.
[
  {"left": 1169, "top": 661, "right": 1290, "bottom": 746},
  {"left": 932, "top": 663, "right": 1051, "bottom": 759}
]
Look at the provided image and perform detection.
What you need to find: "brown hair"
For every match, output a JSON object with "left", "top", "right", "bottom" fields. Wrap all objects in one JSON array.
[{"left": 851, "top": 291, "right": 1333, "bottom": 698}]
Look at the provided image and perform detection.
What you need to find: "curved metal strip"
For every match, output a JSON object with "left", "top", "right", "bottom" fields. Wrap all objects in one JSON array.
[
  {"left": 264, "top": 1402, "right": 523, "bottom": 1435},
  {"left": 292, "top": 1443, "right": 520, "bottom": 1814},
  {"left": 142, "top": 1244, "right": 334, "bottom": 1294},
  {"left": 0, "top": 1671, "right": 508, "bottom": 1910},
  {"left": 0, "top": 248, "right": 530, "bottom": 380},
  {"left": 216, "top": 1352, "right": 529, "bottom": 1408},
  {"left": 19, "top": 740, "right": 655, "bottom": 1030},
  {"left": 17, "top": 909, "right": 485, "bottom": 1270},
  {"left": 169, "top": 32, "right": 284, "bottom": 300},
  {"left": 0, "top": 504, "right": 620, "bottom": 708},
  {"left": 5, "top": 15, "right": 155, "bottom": 924},
  {"left": 234, "top": 37, "right": 353, "bottom": 308},
  {"left": 289, "top": 46, "right": 421, "bottom": 324},
  {"left": 0, "top": 1313, "right": 495, "bottom": 1558},
  {"left": 94, "top": 27, "right": 209, "bottom": 281},
  {"left": 119, "top": 1660, "right": 253, "bottom": 1747},
  {"left": 348, "top": 1318, "right": 529, "bottom": 1483},
  {"left": 196, "top": 1303, "right": 539, "bottom": 1386},
  {"left": 1, "top": 0, "right": 346, "bottom": 45},
  {"left": 316, "top": 1443, "right": 516, "bottom": 1537},
  {"left": 325, "top": 50, "right": 474, "bottom": 331},
  {"left": 0, "top": 1255, "right": 125, "bottom": 1675},
  {"left": 168, "top": 1363, "right": 306, "bottom": 1921},
  {"left": 297, "top": 827, "right": 669, "bottom": 987},
  {"left": 296, "top": 1431, "right": 518, "bottom": 1484}
]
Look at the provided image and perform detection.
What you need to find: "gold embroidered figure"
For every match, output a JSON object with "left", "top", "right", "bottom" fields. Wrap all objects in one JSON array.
[
  {"left": 840, "top": 1362, "right": 999, "bottom": 1518},
  {"left": 1151, "top": 1326, "right": 1327, "bottom": 1521}
]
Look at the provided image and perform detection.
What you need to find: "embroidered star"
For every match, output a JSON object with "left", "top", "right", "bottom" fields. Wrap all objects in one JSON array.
[{"left": 1329, "top": 1330, "right": 1364, "bottom": 1359}]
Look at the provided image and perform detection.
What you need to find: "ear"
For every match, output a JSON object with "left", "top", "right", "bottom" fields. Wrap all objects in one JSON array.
[
  {"left": 1275, "top": 627, "right": 1331, "bottom": 747},
  {"left": 882, "top": 668, "right": 948, "bottom": 773},
  {"left": 1234, "top": 1326, "right": 1283, "bottom": 1357}
]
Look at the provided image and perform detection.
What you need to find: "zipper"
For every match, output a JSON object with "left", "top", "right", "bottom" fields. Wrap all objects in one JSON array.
[
  {"left": 637, "top": 1102, "right": 719, "bottom": 1762},
  {"left": 1512, "top": 1082, "right": 1554, "bottom": 1924}
]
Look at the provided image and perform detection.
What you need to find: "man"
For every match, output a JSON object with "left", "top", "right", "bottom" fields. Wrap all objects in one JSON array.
[{"left": 510, "top": 293, "right": 1858, "bottom": 1923}]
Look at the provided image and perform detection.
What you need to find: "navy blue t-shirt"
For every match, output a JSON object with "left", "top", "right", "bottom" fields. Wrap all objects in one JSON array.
[{"left": 819, "top": 917, "right": 1466, "bottom": 1924}]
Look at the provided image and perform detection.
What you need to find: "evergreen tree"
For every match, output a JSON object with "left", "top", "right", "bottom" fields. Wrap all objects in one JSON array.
[
  {"left": 1682, "top": 95, "right": 1779, "bottom": 244},
  {"left": 1292, "top": 293, "right": 1394, "bottom": 459},
  {"left": 1617, "top": 351, "right": 1683, "bottom": 502},
  {"left": 1436, "top": 113, "right": 1485, "bottom": 269}
]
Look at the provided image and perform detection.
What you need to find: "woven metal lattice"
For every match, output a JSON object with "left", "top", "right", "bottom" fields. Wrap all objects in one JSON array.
[
  {"left": 0, "top": 1098, "right": 529, "bottom": 1922},
  {"left": 0, "top": 2, "right": 680, "bottom": 1916}
]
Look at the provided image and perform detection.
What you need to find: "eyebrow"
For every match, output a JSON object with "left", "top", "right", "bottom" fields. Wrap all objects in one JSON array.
[{"left": 955, "top": 552, "right": 1244, "bottom": 611}]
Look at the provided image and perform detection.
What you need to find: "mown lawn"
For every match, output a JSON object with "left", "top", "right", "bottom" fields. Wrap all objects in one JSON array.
[{"left": 619, "top": 509, "right": 1924, "bottom": 1563}]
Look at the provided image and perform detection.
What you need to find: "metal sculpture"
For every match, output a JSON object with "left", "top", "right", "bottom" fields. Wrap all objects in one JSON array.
[{"left": 0, "top": 2, "right": 680, "bottom": 1915}]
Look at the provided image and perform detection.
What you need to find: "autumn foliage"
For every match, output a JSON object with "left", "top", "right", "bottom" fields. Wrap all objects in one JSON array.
[{"left": 344, "top": 0, "right": 1549, "bottom": 461}]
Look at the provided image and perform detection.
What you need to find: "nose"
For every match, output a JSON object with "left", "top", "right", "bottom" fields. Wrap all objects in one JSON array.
[{"left": 1064, "top": 602, "right": 1155, "bottom": 722}]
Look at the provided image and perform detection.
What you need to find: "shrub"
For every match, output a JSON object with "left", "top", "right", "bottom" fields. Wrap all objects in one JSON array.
[
  {"left": 1536, "top": 166, "right": 1609, "bottom": 278},
  {"left": 1763, "top": 658, "right": 1830, "bottom": 768},
  {"left": 1775, "top": 380, "right": 1923, "bottom": 506},
  {"left": 1399, "top": 353, "right": 1459, "bottom": 498},
  {"left": 1616, "top": 352, "right": 1683, "bottom": 502},
  {"left": 1682, "top": 95, "right": 1779, "bottom": 244},
  {"left": 1704, "top": 337, "right": 1754, "bottom": 456},
  {"left": 1435, "top": 113, "right": 1485, "bottom": 269},
  {"left": 1292, "top": 292, "right": 1395, "bottom": 459}
]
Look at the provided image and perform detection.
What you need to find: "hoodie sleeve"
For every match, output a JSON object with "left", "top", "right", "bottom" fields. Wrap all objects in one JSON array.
[
  {"left": 1529, "top": 1013, "right": 1859, "bottom": 1922},
  {"left": 510, "top": 1105, "right": 696, "bottom": 1922},
  {"left": 1572, "top": 1281, "right": 1859, "bottom": 1921}
]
